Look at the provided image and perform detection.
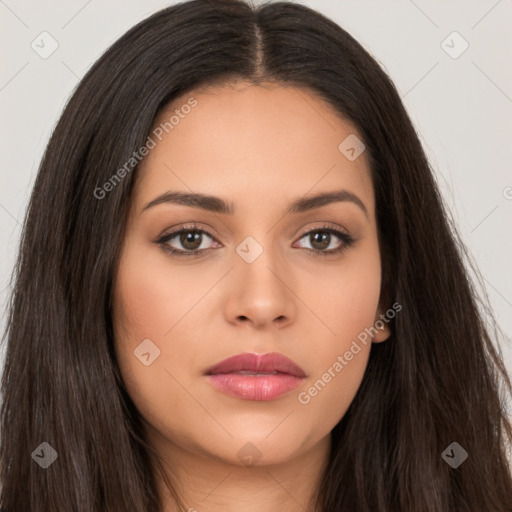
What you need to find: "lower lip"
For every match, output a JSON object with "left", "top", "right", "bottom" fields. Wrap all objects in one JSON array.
[{"left": 206, "top": 373, "right": 304, "bottom": 401}]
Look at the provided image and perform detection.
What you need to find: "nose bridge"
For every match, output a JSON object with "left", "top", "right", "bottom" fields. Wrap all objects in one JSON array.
[
  {"left": 229, "top": 231, "right": 293, "bottom": 324},
  {"left": 234, "top": 232, "right": 284, "bottom": 289}
]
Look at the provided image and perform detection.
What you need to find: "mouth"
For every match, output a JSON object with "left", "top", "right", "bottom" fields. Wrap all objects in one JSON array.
[{"left": 204, "top": 352, "right": 306, "bottom": 401}]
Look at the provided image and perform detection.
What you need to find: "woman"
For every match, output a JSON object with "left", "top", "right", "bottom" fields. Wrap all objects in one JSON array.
[{"left": 1, "top": 0, "right": 511, "bottom": 510}]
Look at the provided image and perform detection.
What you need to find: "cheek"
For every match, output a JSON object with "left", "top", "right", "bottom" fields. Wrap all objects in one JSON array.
[
  {"left": 114, "top": 251, "right": 181, "bottom": 335},
  {"left": 112, "top": 237, "right": 207, "bottom": 353},
  {"left": 297, "top": 345, "right": 370, "bottom": 435},
  {"left": 306, "top": 235, "right": 382, "bottom": 349},
  {"left": 296, "top": 238, "right": 381, "bottom": 423},
  {"left": 111, "top": 242, "right": 190, "bottom": 418}
]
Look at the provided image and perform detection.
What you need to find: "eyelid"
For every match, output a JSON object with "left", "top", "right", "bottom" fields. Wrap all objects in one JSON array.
[{"left": 157, "top": 222, "right": 220, "bottom": 244}]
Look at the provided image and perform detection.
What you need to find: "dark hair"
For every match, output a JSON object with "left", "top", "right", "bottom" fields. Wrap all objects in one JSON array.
[{"left": 1, "top": 0, "right": 511, "bottom": 510}]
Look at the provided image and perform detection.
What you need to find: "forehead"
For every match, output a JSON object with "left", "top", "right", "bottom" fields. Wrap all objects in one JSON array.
[{"left": 133, "top": 81, "right": 374, "bottom": 216}]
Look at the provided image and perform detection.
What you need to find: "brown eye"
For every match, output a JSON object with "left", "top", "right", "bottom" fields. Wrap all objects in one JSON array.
[
  {"left": 295, "top": 226, "right": 354, "bottom": 256},
  {"left": 157, "top": 226, "right": 218, "bottom": 257}
]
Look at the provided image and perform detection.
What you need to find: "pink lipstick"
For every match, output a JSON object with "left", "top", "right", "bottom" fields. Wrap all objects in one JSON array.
[{"left": 205, "top": 352, "right": 306, "bottom": 401}]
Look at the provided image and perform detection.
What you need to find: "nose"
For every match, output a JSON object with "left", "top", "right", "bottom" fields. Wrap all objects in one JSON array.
[{"left": 224, "top": 245, "right": 296, "bottom": 330}]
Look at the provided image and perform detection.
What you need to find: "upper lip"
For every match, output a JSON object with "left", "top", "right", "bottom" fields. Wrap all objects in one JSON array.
[{"left": 205, "top": 352, "right": 306, "bottom": 377}]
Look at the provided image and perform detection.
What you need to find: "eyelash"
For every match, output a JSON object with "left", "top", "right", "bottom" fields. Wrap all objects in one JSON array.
[{"left": 156, "top": 223, "right": 355, "bottom": 259}]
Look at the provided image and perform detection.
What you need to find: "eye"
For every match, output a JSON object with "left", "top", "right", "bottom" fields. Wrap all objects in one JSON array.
[
  {"left": 294, "top": 224, "right": 354, "bottom": 256},
  {"left": 156, "top": 224, "right": 218, "bottom": 257},
  {"left": 156, "top": 223, "right": 355, "bottom": 258}
]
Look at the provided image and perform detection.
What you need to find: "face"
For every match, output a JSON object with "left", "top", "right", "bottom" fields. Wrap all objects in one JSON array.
[{"left": 112, "top": 81, "right": 390, "bottom": 470}]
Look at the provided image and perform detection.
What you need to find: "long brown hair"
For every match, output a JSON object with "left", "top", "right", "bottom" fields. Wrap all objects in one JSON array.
[{"left": 1, "top": 1, "right": 511, "bottom": 510}]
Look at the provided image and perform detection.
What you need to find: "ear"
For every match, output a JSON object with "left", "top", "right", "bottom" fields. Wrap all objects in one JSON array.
[{"left": 371, "top": 301, "right": 392, "bottom": 343}]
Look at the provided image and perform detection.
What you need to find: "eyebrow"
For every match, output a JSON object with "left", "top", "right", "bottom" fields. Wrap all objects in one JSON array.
[{"left": 141, "top": 189, "right": 368, "bottom": 218}]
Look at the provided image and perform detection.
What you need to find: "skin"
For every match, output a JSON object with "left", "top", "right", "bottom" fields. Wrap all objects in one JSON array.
[{"left": 112, "top": 80, "right": 391, "bottom": 512}]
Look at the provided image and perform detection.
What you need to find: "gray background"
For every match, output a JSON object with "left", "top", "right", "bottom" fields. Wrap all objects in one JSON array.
[{"left": 1, "top": 1, "right": 511, "bottom": 398}]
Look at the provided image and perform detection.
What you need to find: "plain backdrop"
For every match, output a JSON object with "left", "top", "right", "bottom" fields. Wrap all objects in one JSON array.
[{"left": 0, "top": 1, "right": 511, "bottom": 391}]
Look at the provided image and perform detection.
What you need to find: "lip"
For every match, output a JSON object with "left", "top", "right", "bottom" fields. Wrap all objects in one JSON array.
[{"left": 205, "top": 352, "right": 306, "bottom": 401}]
